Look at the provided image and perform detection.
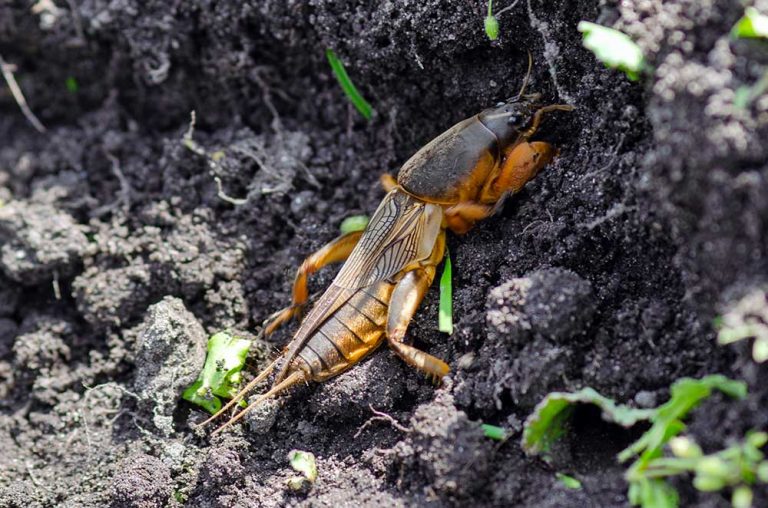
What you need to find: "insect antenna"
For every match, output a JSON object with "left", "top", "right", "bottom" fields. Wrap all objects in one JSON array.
[
  {"left": 211, "top": 370, "right": 306, "bottom": 436},
  {"left": 514, "top": 51, "right": 534, "bottom": 101},
  {"left": 196, "top": 357, "right": 279, "bottom": 429}
]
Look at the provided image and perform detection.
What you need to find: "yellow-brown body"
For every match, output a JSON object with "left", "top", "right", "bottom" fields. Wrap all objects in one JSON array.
[{"left": 202, "top": 89, "right": 572, "bottom": 434}]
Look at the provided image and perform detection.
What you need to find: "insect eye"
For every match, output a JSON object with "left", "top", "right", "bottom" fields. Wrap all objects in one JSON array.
[{"left": 506, "top": 113, "right": 521, "bottom": 126}]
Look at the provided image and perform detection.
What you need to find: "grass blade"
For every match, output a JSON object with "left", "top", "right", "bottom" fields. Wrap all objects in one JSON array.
[
  {"left": 326, "top": 49, "right": 373, "bottom": 120},
  {"left": 438, "top": 251, "right": 453, "bottom": 334}
]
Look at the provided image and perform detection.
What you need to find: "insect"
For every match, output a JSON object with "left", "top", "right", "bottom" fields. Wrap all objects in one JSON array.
[{"left": 201, "top": 69, "right": 572, "bottom": 435}]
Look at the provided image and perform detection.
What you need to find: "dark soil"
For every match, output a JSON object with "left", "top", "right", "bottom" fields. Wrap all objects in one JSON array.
[{"left": 1, "top": 1, "right": 767, "bottom": 507}]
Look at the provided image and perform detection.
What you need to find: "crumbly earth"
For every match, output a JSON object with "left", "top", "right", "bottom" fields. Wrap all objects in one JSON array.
[{"left": 1, "top": 1, "right": 767, "bottom": 507}]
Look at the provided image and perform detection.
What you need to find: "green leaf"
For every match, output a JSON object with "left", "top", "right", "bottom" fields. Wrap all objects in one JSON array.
[
  {"left": 340, "top": 215, "right": 369, "bottom": 235},
  {"left": 732, "top": 7, "right": 768, "bottom": 39},
  {"left": 65, "top": 76, "right": 79, "bottom": 93},
  {"left": 753, "top": 338, "right": 768, "bottom": 363},
  {"left": 631, "top": 478, "right": 679, "bottom": 508},
  {"left": 438, "top": 251, "right": 453, "bottom": 334},
  {"left": 182, "top": 331, "right": 252, "bottom": 414},
  {"left": 481, "top": 423, "right": 506, "bottom": 441},
  {"left": 522, "top": 387, "right": 655, "bottom": 456},
  {"left": 326, "top": 49, "right": 373, "bottom": 120},
  {"left": 732, "top": 486, "right": 754, "bottom": 508},
  {"left": 182, "top": 380, "right": 221, "bottom": 414},
  {"left": 757, "top": 461, "right": 768, "bottom": 482},
  {"left": 555, "top": 473, "right": 582, "bottom": 490},
  {"left": 288, "top": 449, "right": 317, "bottom": 482},
  {"left": 618, "top": 376, "right": 747, "bottom": 466},
  {"left": 577, "top": 21, "right": 645, "bottom": 81}
]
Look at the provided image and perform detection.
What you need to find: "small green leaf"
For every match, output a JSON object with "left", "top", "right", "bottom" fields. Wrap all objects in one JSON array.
[
  {"left": 326, "top": 49, "right": 373, "bottom": 120},
  {"left": 732, "top": 486, "right": 753, "bottom": 508},
  {"left": 694, "top": 457, "right": 730, "bottom": 480},
  {"left": 734, "top": 86, "right": 752, "bottom": 109},
  {"left": 747, "top": 431, "right": 768, "bottom": 449},
  {"left": 757, "top": 461, "right": 768, "bottom": 482},
  {"left": 288, "top": 449, "right": 317, "bottom": 483},
  {"left": 718, "top": 324, "right": 759, "bottom": 345},
  {"left": 438, "top": 251, "right": 453, "bottom": 334},
  {"left": 577, "top": 21, "right": 645, "bottom": 81},
  {"left": 555, "top": 473, "right": 582, "bottom": 490},
  {"left": 692, "top": 473, "right": 725, "bottom": 492},
  {"left": 732, "top": 7, "right": 768, "bottom": 39},
  {"left": 182, "top": 331, "right": 252, "bottom": 414},
  {"left": 340, "top": 215, "right": 369, "bottom": 235},
  {"left": 633, "top": 478, "right": 679, "bottom": 508},
  {"left": 65, "top": 76, "right": 79, "bottom": 93},
  {"left": 481, "top": 423, "right": 506, "bottom": 441},
  {"left": 668, "top": 436, "right": 703, "bottom": 459},
  {"left": 182, "top": 380, "right": 221, "bottom": 414},
  {"left": 618, "top": 375, "right": 747, "bottom": 466},
  {"left": 522, "top": 387, "right": 655, "bottom": 456},
  {"left": 753, "top": 338, "right": 768, "bottom": 363}
]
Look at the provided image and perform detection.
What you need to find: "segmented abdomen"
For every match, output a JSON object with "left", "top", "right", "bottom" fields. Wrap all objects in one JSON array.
[{"left": 296, "top": 280, "right": 395, "bottom": 381}]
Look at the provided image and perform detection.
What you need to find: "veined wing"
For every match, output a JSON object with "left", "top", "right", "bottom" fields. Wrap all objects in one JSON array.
[
  {"left": 275, "top": 189, "right": 442, "bottom": 382},
  {"left": 333, "top": 189, "right": 443, "bottom": 289}
]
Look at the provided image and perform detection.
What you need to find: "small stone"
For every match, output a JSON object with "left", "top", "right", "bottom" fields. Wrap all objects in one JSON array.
[{"left": 133, "top": 296, "right": 207, "bottom": 436}]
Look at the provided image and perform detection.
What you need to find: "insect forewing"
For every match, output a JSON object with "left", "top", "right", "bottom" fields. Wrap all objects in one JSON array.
[{"left": 334, "top": 190, "right": 443, "bottom": 289}]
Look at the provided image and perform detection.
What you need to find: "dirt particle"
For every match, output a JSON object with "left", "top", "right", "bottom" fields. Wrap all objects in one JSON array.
[
  {"left": 395, "top": 390, "right": 492, "bottom": 500},
  {"left": 0, "top": 201, "right": 88, "bottom": 284},
  {"left": 109, "top": 454, "right": 172, "bottom": 508}
]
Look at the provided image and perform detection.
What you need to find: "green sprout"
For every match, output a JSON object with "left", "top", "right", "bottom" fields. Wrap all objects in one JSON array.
[
  {"left": 65, "top": 76, "right": 78, "bottom": 93},
  {"left": 733, "top": 72, "right": 768, "bottom": 109},
  {"left": 618, "top": 376, "right": 747, "bottom": 467},
  {"left": 484, "top": 0, "right": 500, "bottom": 41},
  {"left": 716, "top": 289, "right": 768, "bottom": 363},
  {"left": 628, "top": 432, "right": 768, "bottom": 508},
  {"left": 522, "top": 375, "right": 748, "bottom": 508},
  {"left": 731, "top": 7, "right": 768, "bottom": 39},
  {"left": 182, "top": 331, "right": 252, "bottom": 414},
  {"left": 340, "top": 214, "right": 369, "bottom": 235},
  {"left": 729, "top": 8, "right": 768, "bottom": 109},
  {"left": 484, "top": 0, "right": 520, "bottom": 41},
  {"left": 287, "top": 449, "right": 318, "bottom": 490},
  {"left": 556, "top": 473, "right": 583, "bottom": 490},
  {"left": 438, "top": 250, "right": 453, "bottom": 334},
  {"left": 326, "top": 49, "right": 373, "bottom": 120},
  {"left": 481, "top": 423, "right": 506, "bottom": 441},
  {"left": 577, "top": 21, "right": 646, "bottom": 81}
]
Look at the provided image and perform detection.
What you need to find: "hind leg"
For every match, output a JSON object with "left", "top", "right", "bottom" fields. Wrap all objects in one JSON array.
[
  {"left": 264, "top": 230, "right": 363, "bottom": 336},
  {"left": 386, "top": 232, "right": 450, "bottom": 380}
]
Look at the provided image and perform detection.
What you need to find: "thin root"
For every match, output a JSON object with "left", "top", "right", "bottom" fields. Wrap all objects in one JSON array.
[
  {"left": 0, "top": 53, "right": 46, "bottom": 133},
  {"left": 354, "top": 404, "right": 410, "bottom": 439}
]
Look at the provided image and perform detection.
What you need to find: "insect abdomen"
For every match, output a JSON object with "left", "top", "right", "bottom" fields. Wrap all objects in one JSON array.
[{"left": 296, "top": 281, "right": 395, "bottom": 381}]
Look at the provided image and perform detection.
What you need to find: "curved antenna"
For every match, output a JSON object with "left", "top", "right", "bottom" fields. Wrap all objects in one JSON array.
[
  {"left": 514, "top": 51, "right": 534, "bottom": 101},
  {"left": 196, "top": 357, "right": 279, "bottom": 428},
  {"left": 211, "top": 370, "right": 305, "bottom": 436}
]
